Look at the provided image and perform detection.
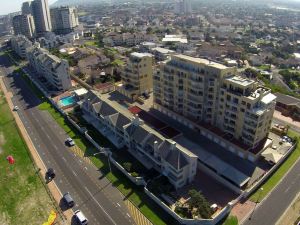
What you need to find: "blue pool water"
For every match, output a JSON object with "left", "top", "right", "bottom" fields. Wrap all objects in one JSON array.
[{"left": 59, "top": 95, "right": 77, "bottom": 107}]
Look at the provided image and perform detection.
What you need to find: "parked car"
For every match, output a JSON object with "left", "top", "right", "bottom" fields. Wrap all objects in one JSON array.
[
  {"left": 74, "top": 210, "right": 88, "bottom": 225},
  {"left": 13, "top": 106, "right": 19, "bottom": 111},
  {"left": 65, "top": 137, "right": 75, "bottom": 147},
  {"left": 46, "top": 168, "right": 55, "bottom": 180},
  {"left": 63, "top": 192, "right": 75, "bottom": 208}
]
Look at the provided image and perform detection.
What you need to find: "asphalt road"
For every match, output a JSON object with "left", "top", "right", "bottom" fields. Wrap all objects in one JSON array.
[
  {"left": 0, "top": 53, "right": 134, "bottom": 225},
  {"left": 243, "top": 152, "right": 300, "bottom": 225}
]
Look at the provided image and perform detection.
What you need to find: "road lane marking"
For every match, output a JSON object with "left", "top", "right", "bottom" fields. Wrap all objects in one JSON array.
[
  {"left": 53, "top": 145, "right": 58, "bottom": 150},
  {"left": 117, "top": 203, "right": 121, "bottom": 207},
  {"left": 62, "top": 157, "right": 66, "bottom": 162},
  {"left": 284, "top": 186, "right": 291, "bottom": 193},
  {"left": 84, "top": 186, "right": 117, "bottom": 225},
  {"left": 46, "top": 134, "right": 50, "bottom": 139},
  {"left": 127, "top": 213, "right": 131, "bottom": 218},
  {"left": 72, "top": 171, "right": 77, "bottom": 177}
]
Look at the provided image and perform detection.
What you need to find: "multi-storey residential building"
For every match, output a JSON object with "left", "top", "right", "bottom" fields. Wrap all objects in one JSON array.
[
  {"left": 10, "top": 35, "right": 33, "bottom": 58},
  {"left": 119, "top": 52, "right": 153, "bottom": 99},
  {"left": 32, "top": 0, "right": 52, "bottom": 34},
  {"left": 50, "top": 6, "right": 79, "bottom": 34},
  {"left": 26, "top": 44, "right": 72, "bottom": 92},
  {"left": 22, "top": 1, "right": 33, "bottom": 15},
  {"left": 81, "top": 90, "right": 198, "bottom": 189},
  {"left": 153, "top": 54, "right": 276, "bottom": 153},
  {"left": 12, "top": 14, "right": 36, "bottom": 39}
]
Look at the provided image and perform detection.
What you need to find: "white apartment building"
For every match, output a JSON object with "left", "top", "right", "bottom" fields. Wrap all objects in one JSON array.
[
  {"left": 81, "top": 91, "right": 198, "bottom": 189},
  {"left": 12, "top": 14, "right": 36, "bottom": 39},
  {"left": 153, "top": 54, "right": 276, "bottom": 154},
  {"left": 26, "top": 44, "right": 72, "bottom": 92},
  {"left": 119, "top": 52, "right": 153, "bottom": 99},
  {"left": 10, "top": 35, "right": 33, "bottom": 59},
  {"left": 50, "top": 6, "right": 79, "bottom": 34}
]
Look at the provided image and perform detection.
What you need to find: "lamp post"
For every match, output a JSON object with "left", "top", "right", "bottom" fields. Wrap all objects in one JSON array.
[
  {"left": 93, "top": 148, "right": 112, "bottom": 174},
  {"left": 249, "top": 187, "right": 264, "bottom": 220}
]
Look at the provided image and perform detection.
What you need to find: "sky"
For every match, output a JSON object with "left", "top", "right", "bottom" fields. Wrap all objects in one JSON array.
[{"left": 0, "top": 0, "right": 56, "bottom": 16}]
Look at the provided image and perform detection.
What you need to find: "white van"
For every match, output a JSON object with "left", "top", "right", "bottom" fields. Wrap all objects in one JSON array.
[{"left": 74, "top": 210, "right": 88, "bottom": 225}]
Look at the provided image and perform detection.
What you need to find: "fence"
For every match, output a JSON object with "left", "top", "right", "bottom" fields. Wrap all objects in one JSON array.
[{"left": 144, "top": 187, "right": 233, "bottom": 225}]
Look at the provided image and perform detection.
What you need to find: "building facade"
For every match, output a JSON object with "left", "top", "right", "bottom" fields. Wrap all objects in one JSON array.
[
  {"left": 26, "top": 45, "right": 72, "bottom": 92},
  {"left": 81, "top": 91, "right": 198, "bottom": 189},
  {"left": 22, "top": 1, "right": 33, "bottom": 15},
  {"left": 32, "top": 0, "right": 52, "bottom": 34},
  {"left": 50, "top": 6, "right": 79, "bottom": 34},
  {"left": 10, "top": 35, "right": 33, "bottom": 58},
  {"left": 12, "top": 14, "right": 36, "bottom": 39},
  {"left": 153, "top": 54, "right": 276, "bottom": 150},
  {"left": 119, "top": 52, "right": 153, "bottom": 99}
]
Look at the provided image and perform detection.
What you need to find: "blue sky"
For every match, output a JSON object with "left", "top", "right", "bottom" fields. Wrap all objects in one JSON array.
[{"left": 0, "top": 0, "right": 56, "bottom": 16}]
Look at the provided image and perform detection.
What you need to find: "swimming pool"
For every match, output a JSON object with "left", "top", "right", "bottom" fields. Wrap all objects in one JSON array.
[{"left": 59, "top": 95, "right": 77, "bottom": 107}]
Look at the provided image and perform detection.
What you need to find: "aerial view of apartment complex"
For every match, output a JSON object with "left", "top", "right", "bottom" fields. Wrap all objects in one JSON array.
[{"left": 0, "top": 0, "right": 299, "bottom": 225}]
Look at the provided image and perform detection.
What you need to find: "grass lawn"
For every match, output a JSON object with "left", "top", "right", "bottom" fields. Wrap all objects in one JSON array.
[
  {"left": 257, "top": 64, "right": 271, "bottom": 71},
  {"left": 0, "top": 89, "right": 58, "bottom": 225},
  {"left": 222, "top": 215, "right": 238, "bottom": 225},
  {"left": 19, "top": 68, "right": 176, "bottom": 225},
  {"left": 250, "top": 130, "right": 300, "bottom": 202},
  {"left": 84, "top": 41, "right": 102, "bottom": 48}
]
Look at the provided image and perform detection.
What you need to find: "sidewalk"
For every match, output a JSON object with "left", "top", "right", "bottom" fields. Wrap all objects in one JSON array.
[
  {"left": 230, "top": 200, "right": 255, "bottom": 223},
  {"left": 0, "top": 77, "right": 73, "bottom": 224}
]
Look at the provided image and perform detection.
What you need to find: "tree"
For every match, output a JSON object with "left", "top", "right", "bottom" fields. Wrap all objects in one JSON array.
[{"left": 188, "top": 189, "right": 213, "bottom": 219}]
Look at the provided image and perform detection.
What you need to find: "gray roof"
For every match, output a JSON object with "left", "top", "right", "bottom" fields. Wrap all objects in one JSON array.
[
  {"left": 132, "top": 126, "right": 150, "bottom": 143},
  {"left": 165, "top": 150, "right": 189, "bottom": 170},
  {"left": 145, "top": 134, "right": 164, "bottom": 148},
  {"left": 109, "top": 113, "right": 131, "bottom": 130},
  {"left": 92, "top": 101, "right": 117, "bottom": 117},
  {"left": 275, "top": 92, "right": 300, "bottom": 107}
]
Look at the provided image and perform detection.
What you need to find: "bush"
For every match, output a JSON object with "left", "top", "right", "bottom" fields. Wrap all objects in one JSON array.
[
  {"left": 175, "top": 206, "right": 190, "bottom": 218},
  {"left": 123, "top": 162, "right": 132, "bottom": 172},
  {"left": 131, "top": 172, "right": 139, "bottom": 177}
]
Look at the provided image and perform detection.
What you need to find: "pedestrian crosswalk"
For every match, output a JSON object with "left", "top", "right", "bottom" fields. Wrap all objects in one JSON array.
[
  {"left": 69, "top": 145, "right": 93, "bottom": 165},
  {"left": 125, "top": 200, "right": 153, "bottom": 225}
]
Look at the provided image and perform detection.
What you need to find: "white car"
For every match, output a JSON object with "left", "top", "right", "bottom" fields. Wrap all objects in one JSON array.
[
  {"left": 65, "top": 137, "right": 75, "bottom": 147},
  {"left": 74, "top": 210, "right": 88, "bottom": 225},
  {"left": 13, "top": 106, "right": 19, "bottom": 111}
]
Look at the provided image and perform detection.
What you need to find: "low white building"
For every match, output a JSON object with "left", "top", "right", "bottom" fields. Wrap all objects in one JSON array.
[
  {"left": 10, "top": 35, "right": 32, "bottom": 59},
  {"left": 81, "top": 91, "right": 198, "bottom": 189},
  {"left": 26, "top": 44, "right": 72, "bottom": 92}
]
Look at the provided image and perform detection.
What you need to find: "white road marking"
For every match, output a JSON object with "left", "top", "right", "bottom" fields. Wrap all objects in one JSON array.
[
  {"left": 117, "top": 203, "right": 121, "bottom": 207},
  {"left": 84, "top": 186, "right": 117, "bottom": 225},
  {"left": 284, "top": 186, "right": 291, "bottom": 193},
  {"left": 53, "top": 145, "right": 58, "bottom": 150},
  {"left": 72, "top": 171, "right": 77, "bottom": 177},
  {"left": 46, "top": 134, "right": 50, "bottom": 139},
  {"left": 62, "top": 157, "right": 66, "bottom": 162},
  {"left": 126, "top": 213, "right": 131, "bottom": 218}
]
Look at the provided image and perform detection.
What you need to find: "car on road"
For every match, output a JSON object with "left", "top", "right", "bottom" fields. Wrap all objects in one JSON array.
[
  {"left": 63, "top": 192, "right": 75, "bottom": 208},
  {"left": 46, "top": 168, "right": 55, "bottom": 180},
  {"left": 74, "top": 210, "right": 88, "bottom": 225},
  {"left": 13, "top": 106, "right": 19, "bottom": 111},
  {"left": 65, "top": 137, "right": 75, "bottom": 147}
]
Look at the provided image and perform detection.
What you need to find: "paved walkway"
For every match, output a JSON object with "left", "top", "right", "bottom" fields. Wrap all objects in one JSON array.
[
  {"left": 230, "top": 200, "right": 255, "bottom": 223},
  {"left": 0, "top": 77, "right": 72, "bottom": 224}
]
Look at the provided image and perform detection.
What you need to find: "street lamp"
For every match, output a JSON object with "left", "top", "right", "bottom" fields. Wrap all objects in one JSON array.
[
  {"left": 93, "top": 148, "right": 112, "bottom": 174},
  {"left": 249, "top": 187, "right": 264, "bottom": 220}
]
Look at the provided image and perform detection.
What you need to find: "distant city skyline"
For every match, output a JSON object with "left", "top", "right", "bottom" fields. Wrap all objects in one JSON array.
[{"left": 0, "top": 0, "right": 56, "bottom": 16}]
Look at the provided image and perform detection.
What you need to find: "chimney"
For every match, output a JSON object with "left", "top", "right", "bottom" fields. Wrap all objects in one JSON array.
[
  {"left": 171, "top": 142, "right": 176, "bottom": 151},
  {"left": 154, "top": 141, "right": 159, "bottom": 157},
  {"left": 132, "top": 114, "right": 143, "bottom": 126}
]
